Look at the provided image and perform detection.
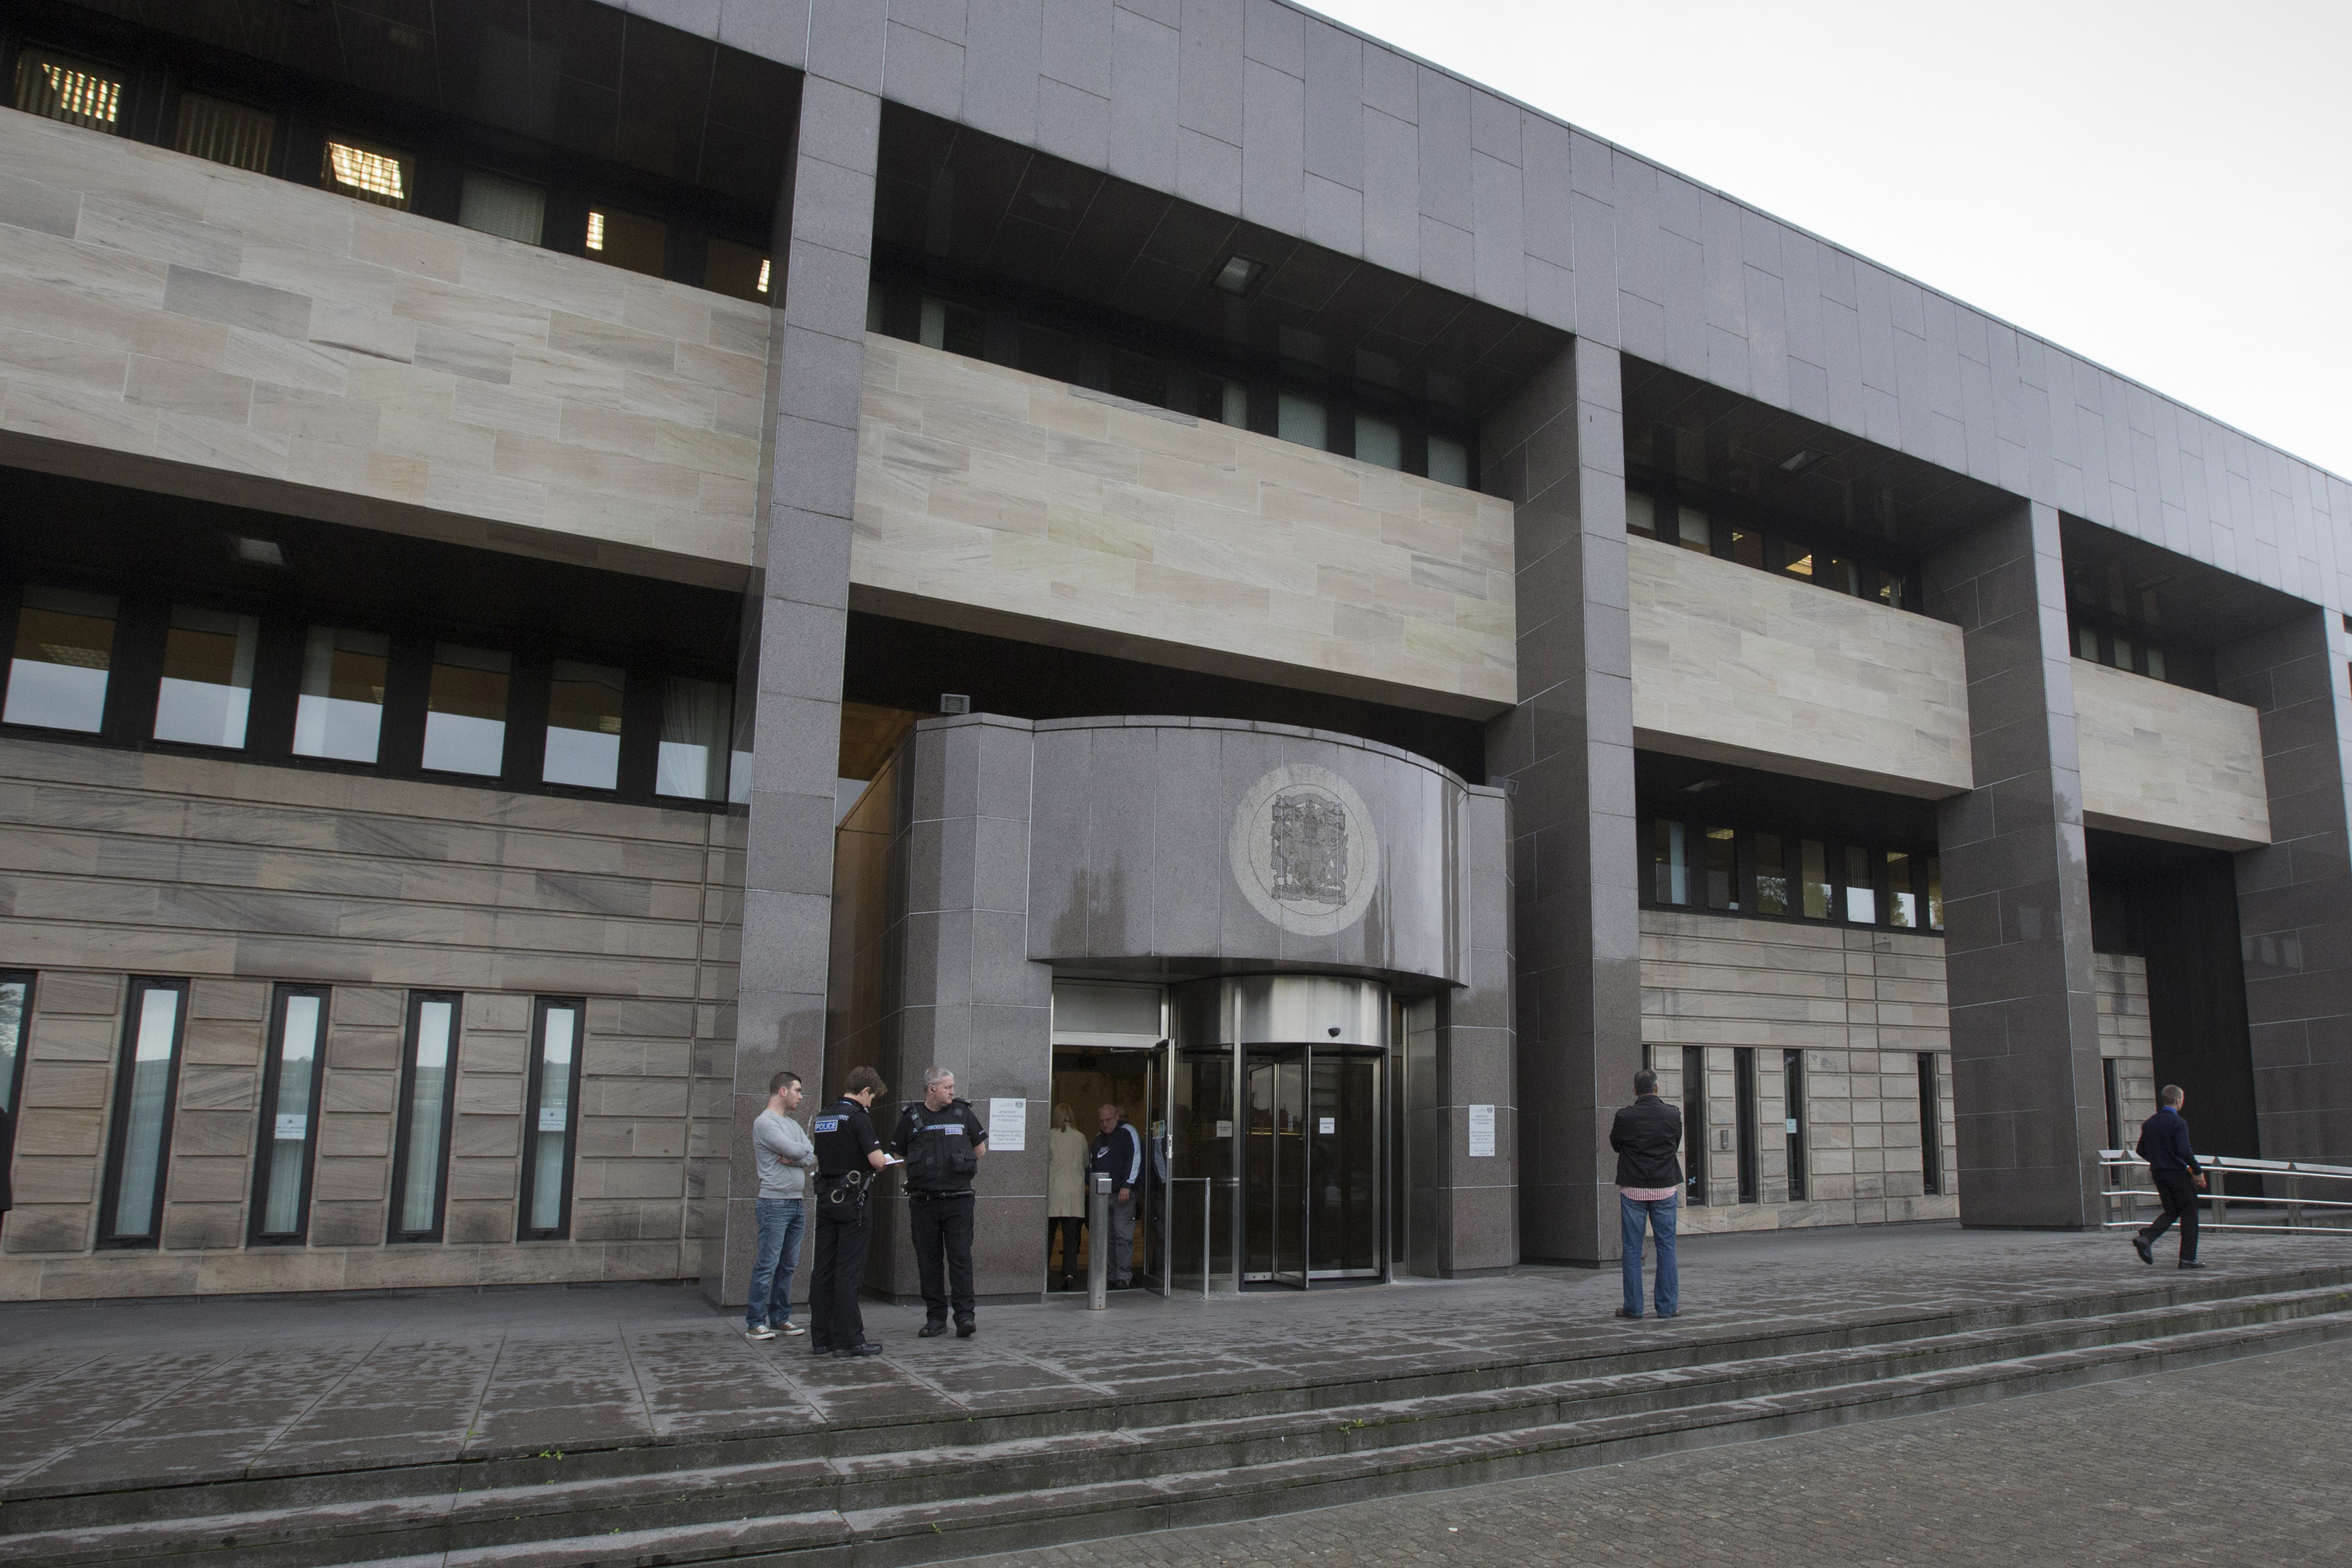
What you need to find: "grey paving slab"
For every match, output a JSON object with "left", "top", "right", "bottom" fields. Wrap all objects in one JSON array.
[{"left": 0, "top": 1222, "right": 2345, "bottom": 1498}]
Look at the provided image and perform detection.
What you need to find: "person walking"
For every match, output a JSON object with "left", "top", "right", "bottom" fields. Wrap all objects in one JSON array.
[
  {"left": 1047, "top": 1102, "right": 1087, "bottom": 1291},
  {"left": 1088, "top": 1103, "right": 1144, "bottom": 1290},
  {"left": 2133, "top": 1085, "right": 2208, "bottom": 1270},
  {"left": 892, "top": 1066, "right": 988, "bottom": 1339},
  {"left": 1609, "top": 1067, "right": 1683, "bottom": 1320},
  {"left": 745, "top": 1070, "right": 815, "bottom": 1341},
  {"left": 809, "top": 1066, "right": 893, "bottom": 1359}
]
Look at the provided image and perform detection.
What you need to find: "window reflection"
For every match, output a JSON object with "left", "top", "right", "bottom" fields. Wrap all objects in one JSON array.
[
  {"left": 422, "top": 645, "right": 510, "bottom": 777},
  {"left": 1801, "top": 840, "right": 1831, "bottom": 920},
  {"left": 1887, "top": 849, "right": 1917, "bottom": 928},
  {"left": 293, "top": 627, "right": 390, "bottom": 763},
  {"left": 6, "top": 587, "right": 117, "bottom": 733},
  {"left": 1843, "top": 844, "right": 1877, "bottom": 924},
  {"left": 1704, "top": 826, "right": 1736, "bottom": 910},
  {"left": 1426, "top": 436, "right": 1469, "bottom": 488},
  {"left": 656, "top": 677, "right": 732, "bottom": 801},
  {"left": 1355, "top": 415, "right": 1402, "bottom": 470},
  {"left": 154, "top": 606, "right": 258, "bottom": 749},
  {"left": 1754, "top": 833, "right": 1788, "bottom": 916},
  {"left": 544, "top": 660, "right": 624, "bottom": 790},
  {"left": 1653, "top": 820, "right": 1689, "bottom": 905},
  {"left": 1277, "top": 391, "right": 1328, "bottom": 450},
  {"left": 459, "top": 171, "right": 546, "bottom": 245}
]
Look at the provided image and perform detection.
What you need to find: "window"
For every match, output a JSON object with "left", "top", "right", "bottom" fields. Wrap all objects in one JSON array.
[
  {"left": 1728, "top": 527, "right": 1765, "bottom": 569},
  {"left": 1886, "top": 849, "right": 1918, "bottom": 930},
  {"left": 1646, "top": 817, "right": 1940, "bottom": 933},
  {"left": 544, "top": 660, "right": 625, "bottom": 790},
  {"left": 1754, "top": 833, "right": 1788, "bottom": 916},
  {"left": 98, "top": 978, "right": 188, "bottom": 1249},
  {"left": 293, "top": 627, "right": 390, "bottom": 763},
  {"left": 1703, "top": 826, "right": 1736, "bottom": 911},
  {"left": 1800, "top": 839, "right": 1831, "bottom": 920},
  {"left": 153, "top": 606, "right": 258, "bottom": 748},
  {"left": 422, "top": 645, "right": 510, "bottom": 777},
  {"left": 1018, "top": 324, "right": 1082, "bottom": 383},
  {"left": 323, "top": 137, "right": 415, "bottom": 210},
  {"left": 1355, "top": 415, "right": 1402, "bottom": 470},
  {"left": 250, "top": 985, "right": 327, "bottom": 1245},
  {"left": 13, "top": 49, "right": 123, "bottom": 132},
  {"left": 1106, "top": 349, "right": 1165, "bottom": 407},
  {"left": 1681, "top": 1045, "right": 1706, "bottom": 1206},
  {"left": 656, "top": 677, "right": 732, "bottom": 801},
  {"left": 1782, "top": 1049, "right": 1807, "bottom": 1202},
  {"left": 173, "top": 94, "right": 274, "bottom": 172},
  {"left": 1626, "top": 491, "right": 1658, "bottom": 540},
  {"left": 1842, "top": 844, "right": 1877, "bottom": 924},
  {"left": 919, "top": 296, "right": 988, "bottom": 358},
  {"left": 518, "top": 997, "right": 584, "bottom": 1240},
  {"left": 1426, "top": 435, "right": 1469, "bottom": 488},
  {"left": 6, "top": 587, "right": 117, "bottom": 732},
  {"left": 1277, "top": 391, "right": 1328, "bottom": 450},
  {"left": 1652, "top": 819, "right": 1689, "bottom": 905},
  {"left": 2102, "top": 1057, "right": 2124, "bottom": 1159},
  {"left": 1676, "top": 507, "right": 1712, "bottom": 554},
  {"left": 1196, "top": 375, "right": 1249, "bottom": 428},
  {"left": 585, "top": 208, "right": 666, "bottom": 277},
  {"left": 458, "top": 171, "right": 546, "bottom": 245},
  {"left": 1925, "top": 856, "right": 1943, "bottom": 932},
  {"left": 0, "top": 971, "right": 31, "bottom": 1140},
  {"left": 703, "top": 237, "right": 769, "bottom": 303},
  {"left": 1918, "top": 1053, "right": 1943, "bottom": 1196},
  {"left": 1733, "top": 1048, "right": 1758, "bottom": 1204},
  {"left": 389, "top": 992, "right": 460, "bottom": 1243}
]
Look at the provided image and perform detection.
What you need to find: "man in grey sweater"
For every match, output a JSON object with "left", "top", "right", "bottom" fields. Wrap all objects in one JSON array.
[{"left": 747, "top": 1070, "right": 817, "bottom": 1339}]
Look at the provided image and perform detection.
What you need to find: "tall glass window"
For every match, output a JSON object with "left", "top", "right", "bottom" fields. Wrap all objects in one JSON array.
[
  {"left": 1652, "top": 820, "right": 1689, "bottom": 905},
  {"left": 1782, "top": 1049, "right": 1807, "bottom": 1201},
  {"left": 13, "top": 50, "right": 123, "bottom": 131},
  {"left": 1625, "top": 491, "right": 1658, "bottom": 539},
  {"left": 173, "top": 94, "right": 275, "bottom": 173},
  {"left": 1925, "top": 856, "right": 1945, "bottom": 932},
  {"left": 250, "top": 985, "right": 328, "bottom": 1245},
  {"left": 1886, "top": 849, "right": 1918, "bottom": 929},
  {"left": 1800, "top": 839, "right": 1832, "bottom": 920},
  {"left": 1918, "top": 1053, "right": 1944, "bottom": 1196},
  {"left": 99, "top": 979, "right": 189, "bottom": 1248},
  {"left": 544, "top": 661, "right": 626, "bottom": 790},
  {"left": 1681, "top": 1045, "right": 1706, "bottom": 1206},
  {"left": 154, "top": 607, "right": 258, "bottom": 748},
  {"left": 6, "top": 587, "right": 118, "bottom": 733},
  {"left": 1843, "top": 844, "right": 1877, "bottom": 924},
  {"left": 1354, "top": 414, "right": 1402, "bottom": 470},
  {"left": 1733, "top": 1047, "right": 1758, "bottom": 1204},
  {"left": 422, "top": 645, "right": 510, "bottom": 777},
  {"left": 389, "top": 993, "right": 461, "bottom": 1244},
  {"left": 1277, "top": 391, "right": 1328, "bottom": 450},
  {"left": 0, "top": 971, "right": 31, "bottom": 1140},
  {"left": 656, "top": 677, "right": 733, "bottom": 801},
  {"left": 293, "top": 627, "right": 391, "bottom": 763},
  {"left": 1676, "top": 507, "right": 1712, "bottom": 553},
  {"left": 1196, "top": 375, "right": 1249, "bottom": 428},
  {"left": 1426, "top": 435, "right": 1469, "bottom": 487},
  {"left": 1754, "top": 833, "right": 1789, "bottom": 916},
  {"left": 1704, "top": 826, "right": 1737, "bottom": 910},
  {"left": 519, "top": 998, "right": 584, "bottom": 1240},
  {"left": 586, "top": 208, "right": 666, "bottom": 277},
  {"left": 458, "top": 171, "right": 546, "bottom": 245}
]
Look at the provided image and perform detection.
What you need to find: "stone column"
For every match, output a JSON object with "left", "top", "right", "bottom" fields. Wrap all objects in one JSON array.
[
  {"left": 1479, "top": 338, "right": 1641, "bottom": 1266},
  {"left": 2220, "top": 610, "right": 2352, "bottom": 1159},
  {"left": 1432, "top": 784, "right": 1518, "bottom": 1274},
  {"left": 709, "top": 23, "right": 886, "bottom": 1304},
  {"left": 1924, "top": 501, "right": 2105, "bottom": 1228}
]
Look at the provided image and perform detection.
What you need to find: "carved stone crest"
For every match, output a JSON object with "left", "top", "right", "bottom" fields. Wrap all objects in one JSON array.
[{"left": 1230, "top": 764, "right": 1379, "bottom": 935}]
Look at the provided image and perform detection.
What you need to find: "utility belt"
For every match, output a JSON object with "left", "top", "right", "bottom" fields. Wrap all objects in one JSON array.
[
  {"left": 907, "top": 1188, "right": 974, "bottom": 1204},
  {"left": 814, "top": 1171, "right": 871, "bottom": 1207}
]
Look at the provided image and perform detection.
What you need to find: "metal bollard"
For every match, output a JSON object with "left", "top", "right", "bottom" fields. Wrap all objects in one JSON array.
[{"left": 1087, "top": 1173, "right": 1111, "bottom": 1310}]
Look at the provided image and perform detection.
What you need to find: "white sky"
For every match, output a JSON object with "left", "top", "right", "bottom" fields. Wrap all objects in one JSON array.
[{"left": 1313, "top": 0, "right": 2352, "bottom": 480}]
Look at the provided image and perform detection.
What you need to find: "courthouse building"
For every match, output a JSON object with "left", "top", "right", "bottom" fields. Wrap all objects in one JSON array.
[{"left": 0, "top": 0, "right": 2344, "bottom": 1306}]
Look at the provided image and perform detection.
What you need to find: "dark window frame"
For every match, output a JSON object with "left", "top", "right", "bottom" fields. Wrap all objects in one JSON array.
[
  {"left": 1732, "top": 1047, "right": 1759, "bottom": 1205},
  {"left": 1642, "top": 815, "right": 1943, "bottom": 934},
  {"left": 1624, "top": 474, "right": 1922, "bottom": 615},
  {"left": 1680, "top": 1045, "right": 1706, "bottom": 1207},
  {"left": 515, "top": 996, "right": 587, "bottom": 1243},
  {"left": 1918, "top": 1052, "right": 1945, "bottom": 1197},
  {"left": 248, "top": 982, "right": 330, "bottom": 1247},
  {"left": 387, "top": 989, "right": 463, "bottom": 1246},
  {"left": 1782, "top": 1048, "right": 1807, "bottom": 1203},
  {"left": 96, "top": 975, "right": 190, "bottom": 1250},
  {"left": 0, "top": 968, "right": 30, "bottom": 1120}
]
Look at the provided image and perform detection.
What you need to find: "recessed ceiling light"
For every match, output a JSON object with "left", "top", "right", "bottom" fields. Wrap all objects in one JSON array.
[
  {"left": 229, "top": 536, "right": 285, "bottom": 567},
  {"left": 1779, "top": 448, "right": 1826, "bottom": 475},
  {"left": 1211, "top": 254, "right": 1265, "bottom": 295}
]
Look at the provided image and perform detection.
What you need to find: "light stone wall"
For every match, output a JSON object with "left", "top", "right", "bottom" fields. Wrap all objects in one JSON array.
[
  {"left": 1640, "top": 908, "right": 1959, "bottom": 1233},
  {"left": 852, "top": 336, "right": 1518, "bottom": 718},
  {"left": 0, "top": 738, "right": 742, "bottom": 1299},
  {"left": 2095, "top": 950, "right": 2157, "bottom": 1143},
  {"left": 0, "top": 110, "right": 769, "bottom": 590},
  {"left": 1628, "top": 535, "right": 1974, "bottom": 799},
  {"left": 2073, "top": 658, "right": 2271, "bottom": 851}
]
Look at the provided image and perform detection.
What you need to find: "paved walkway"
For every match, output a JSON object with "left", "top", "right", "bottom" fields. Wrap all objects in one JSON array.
[
  {"left": 1, "top": 1223, "right": 2343, "bottom": 1499},
  {"left": 960, "top": 1334, "right": 2352, "bottom": 1567}
]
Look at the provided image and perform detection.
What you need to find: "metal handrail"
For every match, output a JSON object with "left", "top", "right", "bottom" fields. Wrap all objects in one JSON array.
[{"left": 2098, "top": 1151, "right": 2352, "bottom": 1234}]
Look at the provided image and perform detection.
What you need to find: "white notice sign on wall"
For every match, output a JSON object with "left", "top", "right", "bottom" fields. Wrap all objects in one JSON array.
[
  {"left": 1318, "top": 1117, "right": 1336, "bottom": 1135},
  {"left": 1467, "top": 1103, "right": 1496, "bottom": 1158},
  {"left": 989, "top": 1098, "right": 1028, "bottom": 1153}
]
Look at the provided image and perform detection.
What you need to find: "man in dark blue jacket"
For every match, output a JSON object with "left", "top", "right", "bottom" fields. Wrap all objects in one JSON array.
[
  {"left": 1089, "top": 1103, "right": 1145, "bottom": 1289},
  {"left": 2133, "top": 1085, "right": 2208, "bottom": 1270}
]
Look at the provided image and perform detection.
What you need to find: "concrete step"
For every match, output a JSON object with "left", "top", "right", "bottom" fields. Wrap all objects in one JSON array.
[{"left": 5, "top": 1272, "right": 2348, "bottom": 1568}]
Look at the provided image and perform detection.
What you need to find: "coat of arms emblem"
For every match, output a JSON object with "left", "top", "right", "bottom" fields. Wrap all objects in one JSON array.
[{"left": 1229, "top": 764, "right": 1379, "bottom": 935}]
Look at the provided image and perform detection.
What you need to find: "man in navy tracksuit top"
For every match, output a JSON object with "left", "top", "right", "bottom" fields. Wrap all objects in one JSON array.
[
  {"left": 1089, "top": 1104, "right": 1145, "bottom": 1289},
  {"left": 2133, "top": 1085, "right": 2208, "bottom": 1270}
]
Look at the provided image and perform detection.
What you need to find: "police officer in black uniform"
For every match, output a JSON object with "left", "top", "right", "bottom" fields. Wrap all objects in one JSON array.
[
  {"left": 892, "top": 1067, "right": 988, "bottom": 1337},
  {"left": 809, "top": 1065, "right": 892, "bottom": 1359}
]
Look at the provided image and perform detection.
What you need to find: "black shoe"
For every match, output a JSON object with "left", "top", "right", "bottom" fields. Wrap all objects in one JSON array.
[
  {"left": 833, "top": 1342, "right": 883, "bottom": 1358},
  {"left": 918, "top": 1320, "right": 949, "bottom": 1339},
  {"left": 2179, "top": 1259, "right": 2208, "bottom": 1270},
  {"left": 955, "top": 1319, "right": 976, "bottom": 1338},
  {"left": 1614, "top": 1307, "right": 1642, "bottom": 1320},
  {"left": 2133, "top": 1234, "right": 2154, "bottom": 1265},
  {"left": 810, "top": 1344, "right": 832, "bottom": 1357}
]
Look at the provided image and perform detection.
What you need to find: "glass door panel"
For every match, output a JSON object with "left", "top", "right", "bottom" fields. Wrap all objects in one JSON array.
[
  {"left": 1172, "top": 1045, "right": 1236, "bottom": 1292},
  {"left": 1308, "top": 1053, "right": 1383, "bottom": 1276},
  {"left": 1244, "top": 1050, "right": 1309, "bottom": 1287}
]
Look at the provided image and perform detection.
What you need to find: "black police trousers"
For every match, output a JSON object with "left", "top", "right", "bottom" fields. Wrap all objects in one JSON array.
[
  {"left": 910, "top": 1191, "right": 976, "bottom": 1324},
  {"left": 810, "top": 1190, "right": 871, "bottom": 1350}
]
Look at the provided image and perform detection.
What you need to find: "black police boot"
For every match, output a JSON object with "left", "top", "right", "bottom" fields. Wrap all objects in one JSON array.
[
  {"left": 955, "top": 1318, "right": 976, "bottom": 1338},
  {"left": 918, "top": 1319, "right": 950, "bottom": 1338},
  {"left": 833, "top": 1341, "right": 883, "bottom": 1358}
]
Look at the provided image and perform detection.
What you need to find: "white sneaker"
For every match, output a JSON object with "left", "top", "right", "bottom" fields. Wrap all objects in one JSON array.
[
  {"left": 777, "top": 1321, "right": 806, "bottom": 1336},
  {"left": 746, "top": 1323, "right": 777, "bottom": 1341}
]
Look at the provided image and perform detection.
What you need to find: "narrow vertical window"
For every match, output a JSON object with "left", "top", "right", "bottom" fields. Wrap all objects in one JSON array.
[
  {"left": 544, "top": 661, "right": 625, "bottom": 790},
  {"left": 250, "top": 985, "right": 328, "bottom": 1245},
  {"left": 2102, "top": 1057, "right": 2124, "bottom": 1157},
  {"left": 518, "top": 998, "right": 584, "bottom": 1241},
  {"left": 1652, "top": 820, "right": 1689, "bottom": 905},
  {"left": 1843, "top": 844, "right": 1877, "bottom": 924},
  {"left": 99, "top": 979, "right": 189, "bottom": 1248},
  {"left": 656, "top": 677, "right": 734, "bottom": 801},
  {"left": 459, "top": 171, "right": 547, "bottom": 245},
  {"left": 1425, "top": 435, "right": 1469, "bottom": 488},
  {"left": 1754, "top": 833, "right": 1788, "bottom": 916},
  {"left": 422, "top": 645, "right": 510, "bottom": 777},
  {"left": 0, "top": 971, "right": 32, "bottom": 1147},
  {"left": 153, "top": 607, "right": 258, "bottom": 748},
  {"left": 1196, "top": 375, "right": 1248, "bottom": 428},
  {"left": 173, "top": 94, "right": 275, "bottom": 172},
  {"left": 1676, "top": 507, "right": 1712, "bottom": 554},
  {"left": 6, "top": 587, "right": 117, "bottom": 732},
  {"left": 1870, "top": 566, "right": 1908, "bottom": 608},
  {"left": 1800, "top": 839, "right": 1832, "bottom": 920},
  {"left": 1924, "top": 856, "right": 1944, "bottom": 932},
  {"left": 1782, "top": 1049, "right": 1807, "bottom": 1201},
  {"left": 1886, "top": 849, "right": 1917, "bottom": 928},
  {"left": 1276, "top": 391, "right": 1328, "bottom": 450},
  {"left": 1704, "top": 827, "right": 1737, "bottom": 911},
  {"left": 389, "top": 993, "right": 461, "bottom": 1244},
  {"left": 1681, "top": 1045, "right": 1706, "bottom": 1206},
  {"left": 293, "top": 627, "right": 390, "bottom": 763},
  {"left": 2146, "top": 645, "right": 2167, "bottom": 682},
  {"left": 2111, "top": 635, "right": 2133, "bottom": 671},
  {"left": 1354, "top": 414, "right": 1402, "bottom": 470},
  {"left": 1625, "top": 491, "right": 1658, "bottom": 539},
  {"left": 1918, "top": 1053, "right": 1943, "bottom": 1196},
  {"left": 1733, "top": 1047, "right": 1758, "bottom": 1204},
  {"left": 14, "top": 50, "right": 123, "bottom": 131}
]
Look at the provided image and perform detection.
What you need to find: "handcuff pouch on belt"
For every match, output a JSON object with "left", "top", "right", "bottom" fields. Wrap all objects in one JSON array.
[{"left": 819, "top": 1169, "right": 870, "bottom": 1209}]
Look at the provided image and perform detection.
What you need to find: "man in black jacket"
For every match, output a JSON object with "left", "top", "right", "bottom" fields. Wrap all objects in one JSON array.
[
  {"left": 1609, "top": 1069, "right": 1684, "bottom": 1319},
  {"left": 2133, "top": 1085, "right": 2208, "bottom": 1269},
  {"left": 1089, "top": 1104, "right": 1145, "bottom": 1289}
]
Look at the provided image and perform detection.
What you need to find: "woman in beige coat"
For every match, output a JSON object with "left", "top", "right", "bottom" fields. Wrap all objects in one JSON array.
[{"left": 1047, "top": 1102, "right": 1088, "bottom": 1291}]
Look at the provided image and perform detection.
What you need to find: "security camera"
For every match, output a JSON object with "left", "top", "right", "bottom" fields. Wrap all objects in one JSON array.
[{"left": 1326, "top": 1026, "right": 1342, "bottom": 1038}]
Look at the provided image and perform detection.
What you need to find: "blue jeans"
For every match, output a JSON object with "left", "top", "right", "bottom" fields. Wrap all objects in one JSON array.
[
  {"left": 1620, "top": 1192, "right": 1678, "bottom": 1316},
  {"left": 748, "top": 1197, "right": 806, "bottom": 1329}
]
